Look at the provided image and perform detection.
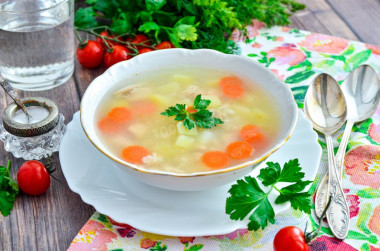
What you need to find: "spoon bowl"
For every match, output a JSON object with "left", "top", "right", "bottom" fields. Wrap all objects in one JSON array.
[
  {"left": 304, "top": 73, "right": 347, "bottom": 134},
  {"left": 341, "top": 64, "right": 380, "bottom": 122}
]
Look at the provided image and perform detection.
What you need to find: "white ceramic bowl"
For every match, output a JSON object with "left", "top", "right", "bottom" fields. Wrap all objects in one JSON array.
[{"left": 80, "top": 49, "right": 298, "bottom": 191}]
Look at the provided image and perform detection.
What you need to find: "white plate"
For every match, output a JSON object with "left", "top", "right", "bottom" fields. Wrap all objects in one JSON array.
[{"left": 60, "top": 111, "right": 321, "bottom": 236}]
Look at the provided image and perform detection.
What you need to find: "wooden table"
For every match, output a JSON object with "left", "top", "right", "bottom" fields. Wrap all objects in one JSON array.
[{"left": 1, "top": 1, "right": 379, "bottom": 250}]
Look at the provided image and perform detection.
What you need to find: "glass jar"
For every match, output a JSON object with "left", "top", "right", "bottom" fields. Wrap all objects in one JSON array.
[{"left": 0, "top": 97, "right": 66, "bottom": 160}]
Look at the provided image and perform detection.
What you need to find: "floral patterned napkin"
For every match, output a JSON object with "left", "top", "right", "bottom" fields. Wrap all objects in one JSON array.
[{"left": 68, "top": 21, "right": 380, "bottom": 251}]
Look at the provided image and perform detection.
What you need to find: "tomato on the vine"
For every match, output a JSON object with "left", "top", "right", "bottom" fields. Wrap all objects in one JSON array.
[
  {"left": 155, "top": 41, "right": 175, "bottom": 49},
  {"left": 76, "top": 40, "right": 104, "bottom": 69},
  {"left": 138, "top": 48, "right": 154, "bottom": 54},
  {"left": 131, "top": 34, "right": 151, "bottom": 50},
  {"left": 274, "top": 226, "right": 310, "bottom": 251},
  {"left": 17, "top": 160, "right": 50, "bottom": 196},
  {"left": 96, "top": 31, "right": 122, "bottom": 49},
  {"left": 104, "top": 45, "right": 132, "bottom": 68}
]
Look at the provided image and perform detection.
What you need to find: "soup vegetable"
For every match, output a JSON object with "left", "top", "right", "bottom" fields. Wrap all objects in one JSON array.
[{"left": 96, "top": 68, "right": 282, "bottom": 174}]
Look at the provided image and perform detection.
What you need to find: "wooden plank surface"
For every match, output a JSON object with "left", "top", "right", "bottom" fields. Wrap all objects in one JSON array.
[{"left": 1, "top": 1, "right": 380, "bottom": 250}]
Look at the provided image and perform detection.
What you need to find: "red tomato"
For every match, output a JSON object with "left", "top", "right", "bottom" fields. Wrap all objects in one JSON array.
[
  {"left": 131, "top": 34, "right": 151, "bottom": 50},
  {"left": 96, "top": 31, "right": 122, "bottom": 49},
  {"left": 138, "top": 48, "right": 154, "bottom": 54},
  {"left": 155, "top": 41, "right": 175, "bottom": 49},
  {"left": 17, "top": 160, "right": 50, "bottom": 196},
  {"left": 274, "top": 226, "right": 309, "bottom": 251},
  {"left": 76, "top": 40, "right": 104, "bottom": 68},
  {"left": 104, "top": 45, "right": 132, "bottom": 68}
]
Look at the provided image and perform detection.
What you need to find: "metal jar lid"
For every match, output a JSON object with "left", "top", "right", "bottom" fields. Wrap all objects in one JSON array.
[{"left": 2, "top": 97, "right": 59, "bottom": 137}]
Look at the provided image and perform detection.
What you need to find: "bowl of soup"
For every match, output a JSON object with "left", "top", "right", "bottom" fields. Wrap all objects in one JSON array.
[{"left": 80, "top": 49, "right": 298, "bottom": 191}]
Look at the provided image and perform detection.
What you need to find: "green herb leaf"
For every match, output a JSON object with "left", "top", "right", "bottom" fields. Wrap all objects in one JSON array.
[
  {"left": 278, "top": 158, "right": 305, "bottom": 182},
  {"left": 0, "top": 161, "right": 19, "bottom": 217},
  {"left": 275, "top": 192, "right": 312, "bottom": 214},
  {"left": 138, "top": 21, "right": 160, "bottom": 33},
  {"left": 146, "top": 0, "right": 166, "bottom": 11},
  {"left": 161, "top": 94, "right": 223, "bottom": 130},
  {"left": 258, "top": 162, "right": 281, "bottom": 186},
  {"left": 226, "top": 159, "right": 312, "bottom": 231},
  {"left": 74, "top": 7, "right": 98, "bottom": 29},
  {"left": 226, "top": 176, "right": 275, "bottom": 231},
  {"left": 111, "top": 19, "right": 132, "bottom": 34},
  {"left": 174, "top": 24, "right": 198, "bottom": 41}
]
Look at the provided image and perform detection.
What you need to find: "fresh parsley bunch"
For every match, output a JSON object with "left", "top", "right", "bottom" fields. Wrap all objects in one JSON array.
[
  {"left": 0, "top": 161, "right": 19, "bottom": 217},
  {"left": 161, "top": 94, "right": 223, "bottom": 130},
  {"left": 226, "top": 159, "right": 312, "bottom": 231},
  {"left": 75, "top": 0, "right": 305, "bottom": 54}
]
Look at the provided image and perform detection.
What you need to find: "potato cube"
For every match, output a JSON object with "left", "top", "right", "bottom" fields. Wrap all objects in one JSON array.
[
  {"left": 149, "top": 94, "right": 171, "bottom": 106},
  {"left": 175, "top": 135, "right": 195, "bottom": 148}
]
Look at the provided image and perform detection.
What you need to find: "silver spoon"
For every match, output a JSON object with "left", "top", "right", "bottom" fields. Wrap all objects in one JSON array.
[
  {"left": 0, "top": 73, "right": 32, "bottom": 121},
  {"left": 304, "top": 73, "right": 350, "bottom": 239},
  {"left": 314, "top": 65, "right": 380, "bottom": 218}
]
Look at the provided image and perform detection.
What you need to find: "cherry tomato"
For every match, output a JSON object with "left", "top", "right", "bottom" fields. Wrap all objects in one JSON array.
[
  {"left": 131, "top": 34, "right": 151, "bottom": 50},
  {"left": 274, "top": 226, "right": 309, "bottom": 251},
  {"left": 96, "top": 31, "right": 122, "bottom": 49},
  {"left": 17, "top": 160, "right": 50, "bottom": 196},
  {"left": 155, "top": 41, "right": 175, "bottom": 49},
  {"left": 76, "top": 40, "right": 104, "bottom": 69},
  {"left": 104, "top": 45, "right": 132, "bottom": 68},
  {"left": 138, "top": 48, "right": 154, "bottom": 54}
]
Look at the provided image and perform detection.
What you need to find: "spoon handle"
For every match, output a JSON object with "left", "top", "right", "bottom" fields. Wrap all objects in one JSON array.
[
  {"left": 336, "top": 120, "right": 354, "bottom": 178},
  {"left": 315, "top": 120, "right": 354, "bottom": 218},
  {"left": 325, "top": 134, "right": 350, "bottom": 239},
  {"left": 0, "top": 74, "right": 32, "bottom": 120}
]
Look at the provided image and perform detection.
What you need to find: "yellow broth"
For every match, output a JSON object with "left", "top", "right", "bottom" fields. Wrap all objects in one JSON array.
[{"left": 96, "top": 67, "right": 282, "bottom": 174}]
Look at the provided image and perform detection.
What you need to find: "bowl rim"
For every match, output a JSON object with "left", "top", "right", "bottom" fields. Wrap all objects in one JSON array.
[{"left": 80, "top": 48, "right": 299, "bottom": 177}]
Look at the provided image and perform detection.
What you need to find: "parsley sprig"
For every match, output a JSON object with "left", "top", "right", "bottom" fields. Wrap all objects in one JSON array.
[
  {"left": 0, "top": 161, "right": 19, "bottom": 217},
  {"left": 226, "top": 159, "right": 312, "bottom": 231},
  {"left": 161, "top": 94, "right": 223, "bottom": 130}
]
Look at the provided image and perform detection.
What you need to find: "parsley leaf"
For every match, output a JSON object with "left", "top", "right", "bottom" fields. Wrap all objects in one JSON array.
[
  {"left": 161, "top": 94, "right": 223, "bottom": 130},
  {"left": 257, "top": 158, "right": 304, "bottom": 186},
  {"left": 226, "top": 159, "right": 312, "bottom": 231},
  {"left": 74, "top": 7, "right": 98, "bottom": 29},
  {"left": 226, "top": 176, "right": 275, "bottom": 231},
  {"left": 0, "top": 161, "right": 19, "bottom": 217}
]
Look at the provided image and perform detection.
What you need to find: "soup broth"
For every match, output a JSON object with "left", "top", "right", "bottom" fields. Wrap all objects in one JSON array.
[{"left": 96, "top": 67, "right": 282, "bottom": 174}]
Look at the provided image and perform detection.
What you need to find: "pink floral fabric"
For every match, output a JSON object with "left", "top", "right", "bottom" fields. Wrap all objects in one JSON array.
[{"left": 68, "top": 22, "right": 380, "bottom": 251}]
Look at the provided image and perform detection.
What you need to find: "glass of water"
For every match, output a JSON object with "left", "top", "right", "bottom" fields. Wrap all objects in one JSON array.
[{"left": 0, "top": 0, "right": 74, "bottom": 91}]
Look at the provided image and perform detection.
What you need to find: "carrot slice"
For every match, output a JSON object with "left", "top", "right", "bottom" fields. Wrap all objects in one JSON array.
[
  {"left": 132, "top": 101, "right": 157, "bottom": 115},
  {"left": 98, "top": 117, "right": 121, "bottom": 134},
  {"left": 202, "top": 151, "right": 229, "bottom": 169},
  {"left": 240, "top": 125, "right": 265, "bottom": 145},
  {"left": 219, "top": 76, "right": 245, "bottom": 98},
  {"left": 186, "top": 105, "right": 198, "bottom": 114},
  {"left": 121, "top": 145, "right": 150, "bottom": 164},
  {"left": 226, "top": 141, "right": 253, "bottom": 159},
  {"left": 108, "top": 107, "right": 133, "bottom": 123}
]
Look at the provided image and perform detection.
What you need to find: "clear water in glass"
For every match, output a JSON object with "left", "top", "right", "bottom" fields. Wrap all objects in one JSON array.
[{"left": 0, "top": 0, "right": 74, "bottom": 91}]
